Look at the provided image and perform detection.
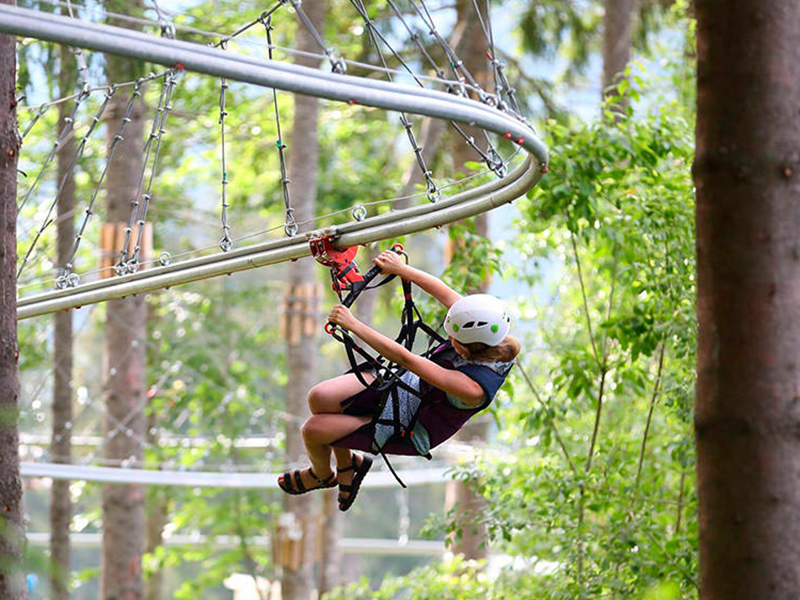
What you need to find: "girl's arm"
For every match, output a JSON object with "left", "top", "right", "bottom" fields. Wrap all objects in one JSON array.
[
  {"left": 373, "top": 250, "right": 462, "bottom": 309},
  {"left": 329, "top": 306, "right": 485, "bottom": 406}
]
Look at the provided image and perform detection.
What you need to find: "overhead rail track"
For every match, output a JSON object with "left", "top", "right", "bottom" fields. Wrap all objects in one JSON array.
[
  {"left": 21, "top": 461, "right": 449, "bottom": 489},
  {"left": 3, "top": 4, "right": 547, "bottom": 319}
]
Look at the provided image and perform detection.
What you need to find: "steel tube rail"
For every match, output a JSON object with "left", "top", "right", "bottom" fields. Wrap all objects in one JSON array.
[
  {"left": 21, "top": 461, "right": 449, "bottom": 489},
  {"left": 18, "top": 151, "right": 531, "bottom": 310},
  {"left": 5, "top": 4, "right": 548, "bottom": 318},
  {"left": 26, "top": 532, "right": 447, "bottom": 555},
  {"left": 18, "top": 156, "right": 541, "bottom": 319},
  {"left": 1, "top": 5, "right": 547, "bottom": 162}
]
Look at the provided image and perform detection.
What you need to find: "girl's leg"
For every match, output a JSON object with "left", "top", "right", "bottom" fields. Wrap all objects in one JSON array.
[
  {"left": 332, "top": 446, "right": 368, "bottom": 508},
  {"left": 279, "top": 413, "right": 370, "bottom": 492},
  {"left": 307, "top": 372, "right": 375, "bottom": 415}
]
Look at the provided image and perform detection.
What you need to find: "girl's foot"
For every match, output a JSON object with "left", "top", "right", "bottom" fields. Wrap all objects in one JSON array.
[
  {"left": 278, "top": 466, "right": 336, "bottom": 495},
  {"left": 337, "top": 452, "right": 373, "bottom": 511}
]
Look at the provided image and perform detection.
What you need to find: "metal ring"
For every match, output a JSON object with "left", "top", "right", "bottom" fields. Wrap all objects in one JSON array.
[
  {"left": 67, "top": 273, "right": 80, "bottom": 287},
  {"left": 426, "top": 183, "right": 441, "bottom": 203},
  {"left": 125, "top": 259, "right": 140, "bottom": 274},
  {"left": 219, "top": 237, "right": 234, "bottom": 252},
  {"left": 331, "top": 57, "right": 347, "bottom": 75},
  {"left": 158, "top": 251, "right": 172, "bottom": 266},
  {"left": 284, "top": 221, "right": 299, "bottom": 237},
  {"left": 113, "top": 263, "right": 127, "bottom": 277},
  {"left": 352, "top": 204, "right": 367, "bottom": 221},
  {"left": 55, "top": 275, "right": 69, "bottom": 290}
]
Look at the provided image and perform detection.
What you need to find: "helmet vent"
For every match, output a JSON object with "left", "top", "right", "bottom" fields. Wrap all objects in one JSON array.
[
  {"left": 463, "top": 321, "right": 475, "bottom": 329},
  {"left": 477, "top": 321, "right": 488, "bottom": 327}
]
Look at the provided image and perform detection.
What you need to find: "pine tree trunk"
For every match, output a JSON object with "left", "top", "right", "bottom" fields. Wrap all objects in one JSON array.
[
  {"left": 145, "top": 412, "right": 167, "bottom": 600},
  {"left": 51, "top": 40, "right": 77, "bottom": 600},
  {"left": 144, "top": 491, "right": 167, "bottom": 600},
  {"left": 601, "top": 0, "right": 634, "bottom": 106},
  {"left": 0, "top": 7, "right": 24, "bottom": 597},
  {"left": 694, "top": 1, "right": 800, "bottom": 598},
  {"left": 280, "top": 2, "right": 324, "bottom": 598},
  {"left": 317, "top": 490, "right": 340, "bottom": 596},
  {"left": 101, "top": 3, "right": 147, "bottom": 598}
]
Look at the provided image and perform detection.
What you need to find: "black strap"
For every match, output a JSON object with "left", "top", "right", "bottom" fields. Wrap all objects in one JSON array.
[{"left": 379, "top": 450, "right": 407, "bottom": 488}]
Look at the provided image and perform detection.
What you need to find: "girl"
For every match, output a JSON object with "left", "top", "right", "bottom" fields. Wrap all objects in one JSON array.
[{"left": 278, "top": 249, "right": 520, "bottom": 511}]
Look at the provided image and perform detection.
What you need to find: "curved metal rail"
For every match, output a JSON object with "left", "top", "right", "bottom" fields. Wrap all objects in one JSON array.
[
  {"left": 21, "top": 461, "right": 448, "bottom": 489},
  {"left": 2, "top": 4, "right": 548, "bottom": 319}
]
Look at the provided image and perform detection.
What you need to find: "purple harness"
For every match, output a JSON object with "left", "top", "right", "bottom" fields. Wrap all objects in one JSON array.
[{"left": 331, "top": 343, "right": 503, "bottom": 458}]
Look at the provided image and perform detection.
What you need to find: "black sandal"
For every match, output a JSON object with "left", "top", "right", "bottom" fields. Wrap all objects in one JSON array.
[
  {"left": 278, "top": 467, "right": 337, "bottom": 495},
  {"left": 337, "top": 452, "right": 373, "bottom": 512}
]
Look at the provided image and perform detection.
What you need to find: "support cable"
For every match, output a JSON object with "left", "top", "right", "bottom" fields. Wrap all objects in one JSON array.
[
  {"left": 286, "top": 0, "right": 346, "bottom": 74},
  {"left": 17, "top": 155, "right": 510, "bottom": 292},
  {"left": 17, "top": 86, "right": 113, "bottom": 279},
  {"left": 17, "top": 90, "right": 87, "bottom": 214},
  {"left": 350, "top": 0, "right": 440, "bottom": 202},
  {"left": 212, "top": 0, "right": 284, "bottom": 49},
  {"left": 64, "top": 0, "right": 90, "bottom": 92},
  {"left": 147, "top": 0, "right": 175, "bottom": 39},
  {"left": 20, "top": 103, "right": 48, "bottom": 140},
  {"left": 116, "top": 69, "right": 178, "bottom": 274},
  {"left": 217, "top": 45, "right": 233, "bottom": 251},
  {"left": 260, "top": 15, "right": 297, "bottom": 237},
  {"left": 387, "top": 0, "right": 506, "bottom": 177},
  {"left": 57, "top": 74, "right": 164, "bottom": 288}
]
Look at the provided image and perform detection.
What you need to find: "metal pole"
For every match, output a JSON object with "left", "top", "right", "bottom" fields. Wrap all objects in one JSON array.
[
  {"left": 1, "top": 5, "right": 547, "bottom": 161},
  {"left": 20, "top": 461, "right": 449, "bottom": 489},
  {"left": 18, "top": 156, "right": 542, "bottom": 319},
  {"left": 5, "top": 4, "right": 549, "bottom": 319},
  {"left": 19, "top": 147, "right": 530, "bottom": 307}
]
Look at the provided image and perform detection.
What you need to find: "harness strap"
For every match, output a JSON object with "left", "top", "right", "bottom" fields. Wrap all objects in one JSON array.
[{"left": 378, "top": 449, "right": 407, "bottom": 488}]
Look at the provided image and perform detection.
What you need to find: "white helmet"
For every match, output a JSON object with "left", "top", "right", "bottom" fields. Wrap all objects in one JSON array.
[{"left": 444, "top": 294, "right": 511, "bottom": 346}]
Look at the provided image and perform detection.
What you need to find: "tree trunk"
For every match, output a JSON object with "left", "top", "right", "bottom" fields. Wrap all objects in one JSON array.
[
  {"left": 0, "top": 7, "right": 23, "bottom": 598},
  {"left": 442, "top": 0, "right": 492, "bottom": 562},
  {"left": 145, "top": 413, "right": 167, "bottom": 600},
  {"left": 101, "top": 3, "right": 147, "bottom": 599},
  {"left": 50, "top": 40, "right": 77, "bottom": 600},
  {"left": 694, "top": 1, "right": 800, "bottom": 598},
  {"left": 601, "top": 0, "right": 634, "bottom": 105},
  {"left": 317, "top": 490, "right": 340, "bottom": 596},
  {"left": 280, "top": 2, "right": 324, "bottom": 599},
  {"left": 144, "top": 491, "right": 167, "bottom": 600}
]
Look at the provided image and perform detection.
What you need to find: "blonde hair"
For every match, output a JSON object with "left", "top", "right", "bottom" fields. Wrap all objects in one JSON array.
[{"left": 460, "top": 335, "right": 520, "bottom": 363}]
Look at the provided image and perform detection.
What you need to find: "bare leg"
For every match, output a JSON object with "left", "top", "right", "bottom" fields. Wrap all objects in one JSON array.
[
  {"left": 307, "top": 372, "right": 375, "bottom": 415},
  {"left": 302, "top": 414, "right": 371, "bottom": 483},
  {"left": 278, "top": 373, "right": 376, "bottom": 494},
  {"left": 278, "top": 413, "right": 370, "bottom": 492}
]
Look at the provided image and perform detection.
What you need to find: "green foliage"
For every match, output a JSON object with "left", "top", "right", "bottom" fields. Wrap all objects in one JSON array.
[
  {"left": 488, "top": 85, "right": 696, "bottom": 599},
  {"left": 328, "top": 79, "right": 698, "bottom": 600}
]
